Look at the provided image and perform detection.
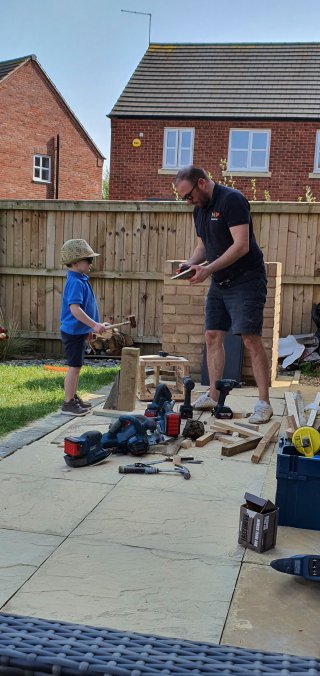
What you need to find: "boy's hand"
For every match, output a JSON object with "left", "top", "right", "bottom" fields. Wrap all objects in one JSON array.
[{"left": 92, "top": 322, "right": 108, "bottom": 335}]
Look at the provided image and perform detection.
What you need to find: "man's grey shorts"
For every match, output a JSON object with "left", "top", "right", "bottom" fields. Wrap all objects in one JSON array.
[{"left": 205, "top": 269, "right": 267, "bottom": 336}]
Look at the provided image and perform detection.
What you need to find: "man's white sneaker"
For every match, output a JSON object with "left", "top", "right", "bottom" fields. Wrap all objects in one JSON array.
[
  {"left": 249, "top": 400, "right": 273, "bottom": 424},
  {"left": 192, "top": 393, "right": 218, "bottom": 410}
]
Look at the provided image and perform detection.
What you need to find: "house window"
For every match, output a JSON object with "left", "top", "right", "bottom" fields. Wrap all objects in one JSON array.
[
  {"left": 33, "top": 155, "right": 51, "bottom": 183},
  {"left": 228, "top": 130, "right": 271, "bottom": 172},
  {"left": 314, "top": 131, "right": 320, "bottom": 172},
  {"left": 163, "top": 128, "right": 194, "bottom": 169}
]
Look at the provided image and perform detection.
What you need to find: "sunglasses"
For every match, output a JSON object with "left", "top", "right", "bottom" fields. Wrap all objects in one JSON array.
[
  {"left": 181, "top": 179, "right": 199, "bottom": 201},
  {"left": 79, "top": 257, "right": 94, "bottom": 264}
]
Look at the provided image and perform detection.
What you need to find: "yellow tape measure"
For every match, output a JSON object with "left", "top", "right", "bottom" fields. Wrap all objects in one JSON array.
[{"left": 292, "top": 427, "right": 320, "bottom": 457}]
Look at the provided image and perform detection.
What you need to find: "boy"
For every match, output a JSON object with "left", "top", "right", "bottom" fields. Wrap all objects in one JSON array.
[{"left": 60, "top": 238, "right": 109, "bottom": 416}]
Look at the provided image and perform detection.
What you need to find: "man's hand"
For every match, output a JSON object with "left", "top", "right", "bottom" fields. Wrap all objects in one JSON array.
[
  {"left": 189, "top": 265, "right": 211, "bottom": 284},
  {"left": 176, "top": 261, "right": 187, "bottom": 274}
]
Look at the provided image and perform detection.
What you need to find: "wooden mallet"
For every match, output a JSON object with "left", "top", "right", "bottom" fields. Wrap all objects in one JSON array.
[{"left": 106, "top": 315, "right": 136, "bottom": 330}]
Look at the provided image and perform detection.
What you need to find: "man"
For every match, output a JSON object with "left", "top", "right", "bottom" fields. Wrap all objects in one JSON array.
[{"left": 175, "top": 166, "right": 272, "bottom": 424}]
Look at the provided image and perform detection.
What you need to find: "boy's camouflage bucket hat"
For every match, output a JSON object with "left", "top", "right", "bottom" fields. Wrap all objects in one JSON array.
[{"left": 61, "top": 239, "right": 100, "bottom": 265}]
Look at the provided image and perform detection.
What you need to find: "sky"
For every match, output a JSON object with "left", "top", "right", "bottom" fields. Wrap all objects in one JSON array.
[{"left": 2, "top": 0, "right": 320, "bottom": 168}]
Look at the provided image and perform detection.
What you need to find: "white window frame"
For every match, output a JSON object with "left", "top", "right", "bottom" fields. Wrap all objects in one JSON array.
[
  {"left": 313, "top": 131, "right": 320, "bottom": 173},
  {"left": 163, "top": 128, "right": 194, "bottom": 169},
  {"left": 33, "top": 154, "right": 52, "bottom": 183},
  {"left": 227, "top": 129, "right": 271, "bottom": 172}
]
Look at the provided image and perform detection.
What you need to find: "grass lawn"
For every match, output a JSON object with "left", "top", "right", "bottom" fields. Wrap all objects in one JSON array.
[{"left": 0, "top": 364, "right": 119, "bottom": 439}]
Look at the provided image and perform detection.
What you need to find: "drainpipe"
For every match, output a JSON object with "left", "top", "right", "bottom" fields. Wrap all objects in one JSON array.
[{"left": 55, "top": 134, "right": 60, "bottom": 199}]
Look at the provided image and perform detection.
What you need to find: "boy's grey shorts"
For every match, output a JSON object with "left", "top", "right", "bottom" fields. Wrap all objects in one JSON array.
[{"left": 205, "top": 270, "right": 267, "bottom": 336}]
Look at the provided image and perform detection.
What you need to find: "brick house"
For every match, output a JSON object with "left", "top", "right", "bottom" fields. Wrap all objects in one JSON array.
[
  {"left": 0, "top": 55, "right": 104, "bottom": 200},
  {"left": 109, "top": 43, "right": 320, "bottom": 201}
]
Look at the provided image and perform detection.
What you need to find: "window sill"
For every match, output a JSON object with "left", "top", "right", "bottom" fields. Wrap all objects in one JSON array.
[
  {"left": 222, "top": 171, "right": 271, "bottom": 178},
  {"left": 158, "top": 168, "right": 179, "bottom": 175},
  {"left": 308, "top": 173, "right": 320, "bottom": 179},
  {"left": 32, "top": 179, "right": 52, "bottom": 184}
]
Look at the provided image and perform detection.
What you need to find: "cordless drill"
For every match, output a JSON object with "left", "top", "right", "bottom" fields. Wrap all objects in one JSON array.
[
  {"left": 212, "top": 379, "right": 242, "bottom": 419},
  {"left": 179, "top": 377, "right": 195, "bottom": 419}
]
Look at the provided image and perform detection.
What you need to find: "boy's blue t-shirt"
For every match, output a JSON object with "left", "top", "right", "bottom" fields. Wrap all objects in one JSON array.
[{"left": 60, "top": 270, "right": 100, "bottom": 335}]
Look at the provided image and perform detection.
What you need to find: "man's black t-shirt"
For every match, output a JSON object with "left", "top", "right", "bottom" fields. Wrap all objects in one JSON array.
[{"left": 193, "top": 183, "right": 264, "bottom": 282}]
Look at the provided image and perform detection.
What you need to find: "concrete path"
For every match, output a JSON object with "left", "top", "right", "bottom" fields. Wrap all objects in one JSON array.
[{"left": 0, "top": 379, "right": 319, "bottom": 659}]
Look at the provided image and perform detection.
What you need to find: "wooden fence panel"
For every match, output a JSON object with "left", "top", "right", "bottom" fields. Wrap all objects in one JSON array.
[{"left": 1, "top": 200, "right": 320, "bottom": 349}]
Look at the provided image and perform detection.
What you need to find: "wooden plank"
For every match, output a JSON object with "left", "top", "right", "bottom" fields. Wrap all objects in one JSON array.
[
  {"left": 306, "top": 393, "right": 320, "bottom": 427},
  {"left": 284, "top": 392, "right": 300, "bottom": 427},
  {"left": 72, "top": 211, "right": 82, "bottom": 239},
  {"left": 46, "top": 212, "right": 56, "bottom": 269},
  {"left": 267, "top": 213, "right": 280, "bottom": 262},
  {"left": 54, "top": 211, "right": 64, "bottom": 270},
  {"left": 259, "top": 213, "right": 271, "bottom": 259},
  {"left": 3, "top": 201, "right": 320, "bottom": 214},
  {"left": 38, "top": 210, "right": 47, "bottom": 269},
  {"left": 210, "top": 420, "right": 262, "bottom": 438},
  {"left": 221, "top": 437, "right": 260, "bottom": 457},
  {"left": 251, "top": 422, "right": 281, "bottom": 464},
  {"left": 0, "top": 209, "right": 6, "bottom": 268},
  {"left": 233, "top": 421, "right": 260, "bottom": 432},
  {"left": 295, "top": 390, "right": 306, "bottom": 426},
  {"left": 63, "top": 210, "right": 73, "bottom": 245},
  {"left": 13, "top": 210, "right": 23, "bottom": 268},
  {"left": 276, "top": 213, "right": 289, "bottom": 268},
  {"left": 0, "top": 267, "right": 163, "bottom": 281},
  {"left": 117, "top": 347, "right": 140, "bottom": 411},
  {"left": 195, "top": 432, "right": 216, "bottom": 447},
  {"left": 81, "top": 211, "right": 91, "bottom": 243},
  {"left": 30, "top": 276, "right": 39, "bottom": 330},
  {"left": 287, "top": 414, "right": 298, "bottom": 432}
]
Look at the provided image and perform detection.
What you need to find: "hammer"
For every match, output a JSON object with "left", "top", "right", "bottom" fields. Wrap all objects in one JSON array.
[{"left": 102, "top": 315, "right": 137, "bottom": 333}]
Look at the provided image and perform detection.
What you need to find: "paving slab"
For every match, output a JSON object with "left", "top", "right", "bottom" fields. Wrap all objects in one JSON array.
[
  {"left": 244, "top": 525, "right": 320, "bottom": 565},
  {"left": 0, "top": 473, "right": 114, "bottom": 535},
  {"left": 2, "top": 538, "right": 239, "bottom": 643},
  {"left": 112, "top": 455, "right": 266, "bottom": 500},
  {"left": 0, "top": 529, "right": 62, "bottom": 607},
  {"left": 70, "top": 483, "right": 244, "bottom": 560},
  {"left": 221, "top": 561, "right": 320, "bottom": 659},
  {"left": 0, "top": 438, "right": 126, "bottom": 485}
]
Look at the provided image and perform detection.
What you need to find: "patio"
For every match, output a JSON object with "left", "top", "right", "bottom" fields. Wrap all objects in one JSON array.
[{"left": 0, "top": 378, "right": 319, "bottom": 662}]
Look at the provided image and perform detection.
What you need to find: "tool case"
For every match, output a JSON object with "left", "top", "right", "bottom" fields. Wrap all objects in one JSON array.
[{"left": 275, "top": 436, "right": 320, "bottom": 530}]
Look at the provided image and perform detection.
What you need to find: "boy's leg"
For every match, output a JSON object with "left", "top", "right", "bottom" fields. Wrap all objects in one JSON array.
[
  {"left": 64, "top": 366, "right": 81, "bottom": 403},
  {"left": 60, "top": 332, "right": 88, "bottom": 415}
]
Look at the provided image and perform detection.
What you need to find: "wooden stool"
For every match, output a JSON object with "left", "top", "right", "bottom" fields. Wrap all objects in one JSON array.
[{"left": 137, "top": 355, "right": 189, "bottom": 401}]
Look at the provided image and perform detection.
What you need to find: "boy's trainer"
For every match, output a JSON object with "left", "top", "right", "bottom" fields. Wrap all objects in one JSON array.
[
  {"left": 74, "top": 393, "right": 92, "bottom": 409},
  {"left": 60, "top": 398, "right": 88, "bottom": 416}
]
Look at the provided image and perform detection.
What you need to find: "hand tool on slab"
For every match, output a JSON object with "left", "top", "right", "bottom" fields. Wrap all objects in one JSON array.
[
  {"left": 291, "top": 426, "right": 320, "bottom": 457},
  {"left": 100, "top": 414, "right": 172, "bottom": 456},
  {"left": 179, "top": 377, "right": 195, "bottom": 419},
  {"left": 212, "top": 379, "right": 242, "bottom": 419},
  {"left": 145, "top": 456, "right": 203, "bottom": 465},
  {"left": 118, "top": 461, "right": 191, "bottom": 480},
  {"left": 63, "top": 431, "right": 112, "bottom": 467},
  {"left": 144, "top": 383, "right": 181, "bottom": 437},
  {"left": 271, "top": 555, "right": 320, "bottom": 581}
]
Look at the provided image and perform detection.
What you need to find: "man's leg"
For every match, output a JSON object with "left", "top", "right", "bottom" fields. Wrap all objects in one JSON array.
[
  {"left": 242, "top": 334, "right": 270, "bottom": 403},
  {"left": 205, "top": 329, "right": 226, "bottom": 401}
]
